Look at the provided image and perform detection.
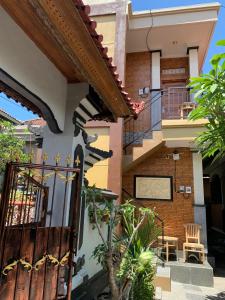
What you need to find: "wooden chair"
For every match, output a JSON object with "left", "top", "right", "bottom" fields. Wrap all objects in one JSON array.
[
  {"left": 158, "top": 236, "right": 179, "bottom": 262},
  {"left": 180, "top": 102, "right": 196, "bottom": 119},
  {"left": 183, "top": 224, "right": 205, "bottom": 263}
]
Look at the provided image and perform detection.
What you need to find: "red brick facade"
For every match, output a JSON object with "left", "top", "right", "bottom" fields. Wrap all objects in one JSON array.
[
  {"left": 126, "top": 52, "right": 151, "bottom": 100},
  {"left": 161, "top": 57, "right": 189, "bottom": 85},
  {"left": 125, "top": 52, "right": 151, "bottom": 134},
  {"left": 124, "top": 53, "right": 195, "bottom": 246},
  {"left": 122, "top": 146, "right": 195, "bottom": 248},
  {"left": 125, "top": 54, "right": 189, "bottom": 97},
  {"left": 125, "top": 54, "right": 189, "bottom": 133}
]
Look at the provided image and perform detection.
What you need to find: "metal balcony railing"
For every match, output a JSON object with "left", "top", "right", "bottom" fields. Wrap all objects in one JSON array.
[
  {"left": 162, "top": 87, "right": 191, "bottom": 120},
  {"left": 123, "top": 87, "right": 192, "bottom": 151}
]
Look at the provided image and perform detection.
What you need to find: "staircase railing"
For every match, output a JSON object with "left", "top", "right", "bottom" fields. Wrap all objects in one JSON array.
[
  {"left": 123, "top": 91, "right": 162, "bottom": 152},
  {"left": 123, "top": 87, "right": 191, "bottom": 152}
]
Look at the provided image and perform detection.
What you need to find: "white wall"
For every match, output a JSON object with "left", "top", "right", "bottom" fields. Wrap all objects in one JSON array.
[
  {"left": 192, "top": 152, "right": 204, "bottom": 206},
  {"left": 42, "top": 83, "right": 89, "bottom": 226},
  {"left": 73, "top": 208, "right": 108, "bottom": 288},
  {"left": 41, "top": 82, "right": 104, "bottom": 286},
  {"left": 0, "top": 8, "right": 67, "bottom": 131}
]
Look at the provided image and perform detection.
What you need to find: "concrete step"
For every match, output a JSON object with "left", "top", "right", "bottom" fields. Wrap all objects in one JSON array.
[
  {"left": 154, "top": 287, "right": 162, "bottom": 300},
  {"left": 154, "top": 266, "right": 171, "bottom": 292},
  {"left": 123, "top": 131, "right": 164, "bottom": 172},
  {"left": 166, "top": 259, "right": 214, "bottom": 287}
]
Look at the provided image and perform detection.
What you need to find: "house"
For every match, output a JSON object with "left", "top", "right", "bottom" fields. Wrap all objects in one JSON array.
[
  {"left": 122, "top": 1, "right": 220, "bottom": 250},
  {"left": 14, "top": 118, "right": 46, "bottom": 164},
  {"left": 0, "top": 1, "right": 143, "bottom": 299},
  {"left": 84, "top": 0, "right": 222, "bottom": 287}
]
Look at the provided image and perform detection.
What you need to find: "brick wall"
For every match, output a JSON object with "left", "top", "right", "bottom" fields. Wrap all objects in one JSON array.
[
  {"left": 126, "top": 52, "right": 151, "bottom": 99},
  {"left": 125, "top": 52, "right": 151, "bottom": 134},
  {"left": 125, "top": 55, "right": 189, "bottom": 96},
  {"left": 124, "top": 54, "right": 190, "bottom": 138},
  {"left": 123, "top": 146, "right": 194, "bottom": 248},
  {"left": 161, "top": 57, "right": 189, "bottom": 84}
]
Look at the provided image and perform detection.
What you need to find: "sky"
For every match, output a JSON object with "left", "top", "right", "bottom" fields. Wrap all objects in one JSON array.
[{"left": 0, "top": 0, "right": 225, "bottom": 121}]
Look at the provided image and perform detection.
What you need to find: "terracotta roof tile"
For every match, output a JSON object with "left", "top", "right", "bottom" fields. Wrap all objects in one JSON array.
[
  {"left": 73, "top": 0, "right": 144, "bottom": 117},
  {"left": 24, "top": 118, "right": 46, "bottom": 126}
]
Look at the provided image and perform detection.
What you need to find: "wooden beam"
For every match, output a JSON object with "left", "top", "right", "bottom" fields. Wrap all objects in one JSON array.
[{"left": 0, "top": 0, "right": 133, "bottom": 118}]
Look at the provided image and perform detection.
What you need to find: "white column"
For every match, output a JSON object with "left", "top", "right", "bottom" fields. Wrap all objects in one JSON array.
[
  {"left": 188, "top": 47, "right": 199, "bottom": 102},
  {"left": 151, "top": 51, "right": 161, "bottom": 89},
  {"left": 42, "top": 83, "right": 89, "bottom": 227},
  {"left": 188, "top": 47, "right": 199, "bottom": 78},
  {"left": 151, "top": 51, "right": 161, "bottom": 130},
  {"left": 192, "top": 152, "right": 207, "bottom": 248},
  {"left": 192, "top": 152, "right": 204, "bottom": 205}
]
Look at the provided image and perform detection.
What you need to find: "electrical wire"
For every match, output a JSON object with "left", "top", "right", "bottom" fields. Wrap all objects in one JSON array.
[
  {"left": 145, "top": 8, "right": 154, "bottom": 94},
  {"left": 145, "top": 8, "right": 154, "bottom": 52}
]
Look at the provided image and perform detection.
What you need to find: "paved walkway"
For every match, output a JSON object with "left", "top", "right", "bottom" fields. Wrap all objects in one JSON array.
[{"left": 162, "top": 277, "right": 225, "bottom": 300}]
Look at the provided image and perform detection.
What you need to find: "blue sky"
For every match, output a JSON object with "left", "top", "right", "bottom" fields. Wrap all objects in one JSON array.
[
  {"left": 0, "top": 0, "right": 225, "bottom": 121},
  {"left": 0, "top": 93, "right": 38, "bottom": 121}
]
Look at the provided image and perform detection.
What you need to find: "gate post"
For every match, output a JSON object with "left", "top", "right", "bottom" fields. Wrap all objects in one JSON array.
[{"left": 0, "top": 163, "right": 13, "bottom": 264}]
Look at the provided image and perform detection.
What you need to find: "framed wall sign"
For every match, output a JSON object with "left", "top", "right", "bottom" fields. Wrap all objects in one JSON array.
[
  {"left": 134, "top": 175, "right": 173, "bottom": 201},
  {"left": 162, "top": 68, "right": 186, "bottom": 75}
]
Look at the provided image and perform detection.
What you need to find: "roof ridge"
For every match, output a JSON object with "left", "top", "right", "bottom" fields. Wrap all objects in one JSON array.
[{"left": 0, "top": 108, "right": 21, "bottom": 124}]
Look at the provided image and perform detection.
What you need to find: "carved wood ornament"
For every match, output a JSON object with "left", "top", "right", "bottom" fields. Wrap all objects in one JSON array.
[{"left": 0, "top": 0, "right": 134, "bottom": 119}]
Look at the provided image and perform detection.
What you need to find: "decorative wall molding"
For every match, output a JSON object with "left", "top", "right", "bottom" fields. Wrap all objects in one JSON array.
[{"left": 0, "top": 68, "right": 62, "bottom": 134}]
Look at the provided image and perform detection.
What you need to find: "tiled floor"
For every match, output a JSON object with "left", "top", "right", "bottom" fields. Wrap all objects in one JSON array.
[{"left": 162, "top": 277, "right": 225, "bottom": 300}]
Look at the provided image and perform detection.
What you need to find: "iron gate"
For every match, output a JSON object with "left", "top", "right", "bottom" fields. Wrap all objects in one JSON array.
[{"left": 0, "top": 160, "right": 81, "bottom": 300}]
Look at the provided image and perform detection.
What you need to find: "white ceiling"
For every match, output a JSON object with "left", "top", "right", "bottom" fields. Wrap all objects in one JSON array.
[
  {"left": 126, "top": 21, "right": 216, "bottom": 70},
  {"left": 126, "top": 3, "right": 219, "bottom": 71}
]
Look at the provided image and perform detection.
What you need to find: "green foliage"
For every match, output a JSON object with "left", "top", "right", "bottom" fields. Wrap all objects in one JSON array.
[
  {"left": 92, "top": 243, "right": 108, "bottom": 267},
  {"left": 84, "top": 186, "right": 159, "bottom": 300},
  {"left": 117, "top": 203, "right": 159, "bottom": 300},
  {"left": 117, "top": 250, "right": 155, "bottom": 300},
  {"left": 120, "top": 202, "right": 160, "bottom": 252},
  {"left": 132, "top": 255, "right": 155, "bottom": 300},
  {"left": 85, "top": 185, "right": 117, "bottom": 229},
  {"left": 189, "top": 40, "right": 225, "bottom": 161},
  {"left": 0, "top": 121, "right": 28, "bottom": 174}
]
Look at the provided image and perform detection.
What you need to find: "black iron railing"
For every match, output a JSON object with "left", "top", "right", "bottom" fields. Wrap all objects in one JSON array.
[
  {"left": 123, "top": 91, "right": 162, "bottom": 151},
  {"left": 123, "top": 88, "right": 191, "bottom": 152},
  {"left": 162, "top": 87, "right": 191, "bottom": 120}
]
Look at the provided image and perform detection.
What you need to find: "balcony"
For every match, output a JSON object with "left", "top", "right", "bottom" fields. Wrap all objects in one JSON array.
[{"left": 162, "top": 87, "right": 194, "bottom": 120}]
